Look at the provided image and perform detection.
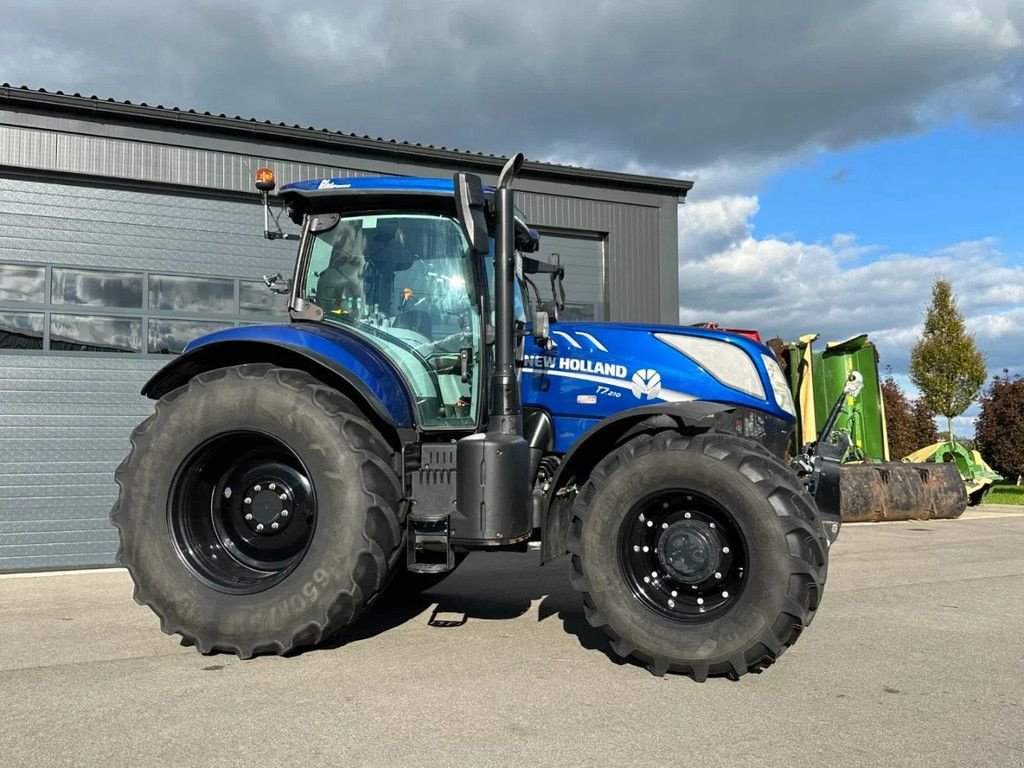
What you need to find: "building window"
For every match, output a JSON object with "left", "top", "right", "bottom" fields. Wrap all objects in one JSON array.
[
  {"left": 51, "top": 268, "right": 144, "bottom": 308},
  {"left": 0, "top": 264, "right": 46, "bottom": 304},
  {"left": 148, "top": 319, "right": 233, "bottom": 355},
  {"left": 0, "top": 261, "right": 289, "bottom": 356},
  {"left": 240, "top": 279, "right": 286, "bottom": 315},
  {"left": 0, "top": 311, "right": 45, "bottom": 349},
  {"left": 150, "top": 274, "right": 235, "bottom": 314},
  {"left": 50, "top": 314, "right": 143, "bottom": 353}
]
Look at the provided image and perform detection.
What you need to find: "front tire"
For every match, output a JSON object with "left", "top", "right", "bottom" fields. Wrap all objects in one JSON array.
[
  {"left": 112, "top": 364, "right": 403, "bottom": 658},
  {"left": 569, "top": 430, "right": 828, "bottom": 679}
]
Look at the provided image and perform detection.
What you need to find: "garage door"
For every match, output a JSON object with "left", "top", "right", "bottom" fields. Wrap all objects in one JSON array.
[
  {"left": 0, "top": 176, "right": 294, "bottom": 570},
  {"left": 533, "top": 231, "right": 606, "bottom": 321}
]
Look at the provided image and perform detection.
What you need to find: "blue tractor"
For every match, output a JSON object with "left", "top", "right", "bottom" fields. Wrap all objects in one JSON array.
[{"left": 112, "top": 154, "right": 840, "bottom": 679}]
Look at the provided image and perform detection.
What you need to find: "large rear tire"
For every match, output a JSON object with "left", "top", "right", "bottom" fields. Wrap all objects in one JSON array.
[
  {"left": 112, "top": 364, "right": 403, "bottom": 658},
  {"left": 569, "top": 430, "right": 828, "bottom": 680}
]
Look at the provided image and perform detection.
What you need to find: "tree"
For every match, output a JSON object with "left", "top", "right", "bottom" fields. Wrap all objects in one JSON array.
[
  {"left": 909, "top": 278, "right": 987, "bottom": 444},
  {"left": 911, "top": 397, "right": 939, "bottom": 448},
  {"left": 975, "top": 370, "right": 1024, "bottom": 481},
  {"left": 881, "top": 373, "right": 917, "bottom": 459}
]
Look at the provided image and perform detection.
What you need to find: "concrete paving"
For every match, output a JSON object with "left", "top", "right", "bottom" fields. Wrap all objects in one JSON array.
[{"left": 2, "top": 507, "right": 1024, "bottom": 768}]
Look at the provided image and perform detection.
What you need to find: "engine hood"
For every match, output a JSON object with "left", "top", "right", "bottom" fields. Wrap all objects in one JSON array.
[{"left": 521, "top": 320, "right": 793, "bottom": 430}]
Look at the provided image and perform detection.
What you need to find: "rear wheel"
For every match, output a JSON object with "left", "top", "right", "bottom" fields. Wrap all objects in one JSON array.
[
  {"left": 112, "top": 364, "right": 403, "bottom": 657},
  {"left": 569, "top": 430, "right": 828, "bottom": 679}
]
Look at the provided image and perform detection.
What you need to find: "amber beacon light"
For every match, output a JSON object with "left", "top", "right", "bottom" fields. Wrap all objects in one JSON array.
[{"left": 255, "top": 167, "right": 276, "bottom": 192}]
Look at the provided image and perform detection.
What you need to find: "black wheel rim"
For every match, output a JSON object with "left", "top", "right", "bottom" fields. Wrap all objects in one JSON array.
[
  {"left": 618, "top": 490, "right": 748, "bottom": 621},
  {"left": 169, "top": 431, "right": 317, "bottom": 594}
]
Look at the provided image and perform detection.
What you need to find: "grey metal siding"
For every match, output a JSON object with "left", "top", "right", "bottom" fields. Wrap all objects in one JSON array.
[
  {"left": 0, "top": 355, "right": 157, "bottom": 569},
  {"left": 0, "top": 115, "right": 677, "bottom": 321},
  {"left": 0, "top": 177, "right": 294, "bottom": 570},
  {"left": 516, "top": 192, "right": 662, "bottom": 322},
  {"left": 0, "top": 101, "right": 682, "bottom": 570}
]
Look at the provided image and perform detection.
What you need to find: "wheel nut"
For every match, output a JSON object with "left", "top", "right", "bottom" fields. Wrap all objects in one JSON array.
[
  {"left": 668, "top": 599, "right": 675, "bottom": 608},
  {"left": 714, "top": 571, "right": 722, "bottom": 579},
  {"left": 281, "top": 510, "right": 289, "bottom": 518},
  {"left": 243, "top": 497, "right": 252, "bottom": 505},
  {"left": 223, "top": 487, "right": 232, "bottom": 499},
  {"left": 245, "top": 513, "right": 253, "bottom": 521},
  {"left": 254, "top": 485, "right": 262, "bottom": 492},
  {"left": 684, "top": 512, "right": 691, "bottom": 519},
  {"left": 271, "top": 522, "right": 279, "bottom": 530},
  {"left": 256, "top": 523, "right": 264, "bottom": 532},
  {"left": 279, "top": 493, "right": 287, "bottom": 501},
  {"left": 723, "top": 547, "right": 730, "bottom": 554},
  {"left": 269, "top": 483, "right": 276, "bottom": 490}
]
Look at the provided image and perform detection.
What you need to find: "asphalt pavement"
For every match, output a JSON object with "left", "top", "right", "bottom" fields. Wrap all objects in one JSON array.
[{"left": 2, "top": 506, "right": 1023, "bottom": 768}]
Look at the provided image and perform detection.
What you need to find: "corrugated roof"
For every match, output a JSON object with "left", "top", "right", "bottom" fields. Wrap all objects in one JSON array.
[{"left": 0, "top": 84, "right": 692, "bottom": 197}]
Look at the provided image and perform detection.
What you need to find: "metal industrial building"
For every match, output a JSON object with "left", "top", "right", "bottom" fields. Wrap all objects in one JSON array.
[{"left": 0, "top": 84, "right": 692, "bottom": 571}]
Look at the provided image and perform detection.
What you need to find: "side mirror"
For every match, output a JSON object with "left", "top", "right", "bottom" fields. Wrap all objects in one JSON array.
[
  {"left": 263, "top": 272, "right": 292, "bottom": 295},
  {"left": 453, "top": 172, "right": 489, "bottom": 254}
]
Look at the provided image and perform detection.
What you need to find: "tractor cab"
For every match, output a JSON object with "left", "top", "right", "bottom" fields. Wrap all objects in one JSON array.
[{"left": 258, "top": 173, "right": 547, "bottom": 431}]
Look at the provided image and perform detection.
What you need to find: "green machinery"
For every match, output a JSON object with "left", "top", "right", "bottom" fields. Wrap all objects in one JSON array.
[
  {"left": 778, "top": 334, "right": 967, "bottom": 522},
  {"left": 905, "top": 442, "right": 1003, "bottom": 506}
]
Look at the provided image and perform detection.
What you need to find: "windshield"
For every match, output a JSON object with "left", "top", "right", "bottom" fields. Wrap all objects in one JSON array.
[{"left": 303, "top": 213, "right": 481, "bottom": 428}]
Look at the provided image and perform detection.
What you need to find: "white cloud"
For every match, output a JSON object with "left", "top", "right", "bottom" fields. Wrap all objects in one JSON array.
[
  {"left": 677, "top": 196, "right": 1024, "bottom": 379},
  {"left": 0, "top": 0, "right": 1020, "bottom": 172}
]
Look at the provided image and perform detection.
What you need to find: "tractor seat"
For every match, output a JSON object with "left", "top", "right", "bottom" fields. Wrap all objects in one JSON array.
[{"left": 392, "top": 309, "right": 432, "bottom": 338}]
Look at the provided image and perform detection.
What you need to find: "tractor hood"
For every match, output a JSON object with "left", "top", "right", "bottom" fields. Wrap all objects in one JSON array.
[{"left": 521, "top": 321, "right": 795, "bottom": 451}]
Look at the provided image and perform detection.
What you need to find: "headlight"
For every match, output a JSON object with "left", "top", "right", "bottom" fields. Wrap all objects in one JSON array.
[
  {"left": 761, "top": 354, "right": 796, "bottom": 416},
  {"left": 655, "top": 333, "right": 765, "bottom": 399}
]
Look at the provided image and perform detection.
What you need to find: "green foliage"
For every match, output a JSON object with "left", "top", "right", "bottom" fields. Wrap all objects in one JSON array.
[
  {"left": 975, "top": 370, "right": 1024, "bottom": 481},
  {"left": 881, "top": 374, "right": 917, "bottom": 459},
  {"left": 909, "top": 278, "right": 987, "bottom": 442},
  {"left": 987, "top": 484, "right": 1024, "bottom": 506},
  {"left": 881, "top": 371, "right": 940, "bottom": 457},
  {"left": 911, "top": 397, "right": 939, "bottom": 447}
]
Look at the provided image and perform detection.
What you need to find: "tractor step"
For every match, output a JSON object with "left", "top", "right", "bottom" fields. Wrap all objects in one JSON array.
[{"left": 406, "top": 512, "right": 455, "bottom": 574}]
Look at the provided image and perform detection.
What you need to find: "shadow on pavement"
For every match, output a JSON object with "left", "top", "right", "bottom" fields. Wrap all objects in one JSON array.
[{"left": 314, "top": 552, "right": 621, "bottom": 665}]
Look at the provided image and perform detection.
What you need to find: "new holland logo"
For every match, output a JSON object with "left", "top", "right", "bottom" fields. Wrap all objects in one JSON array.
[{"left": 630, "top": 369, "right": 662, "bottom": 400}]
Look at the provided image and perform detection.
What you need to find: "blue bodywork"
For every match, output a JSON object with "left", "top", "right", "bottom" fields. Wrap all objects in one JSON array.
[
  {"left": 281, "top": 177, "right": 456, "bottom": 195},
  {"left": 181, "top": 323, "right": 416, "bottom": 428},
  {"left": 179, "top": 320, "right": 791, "bottom": 453},
  {"left": 520, "top": 322, "right": 791, "bottom": 452}
]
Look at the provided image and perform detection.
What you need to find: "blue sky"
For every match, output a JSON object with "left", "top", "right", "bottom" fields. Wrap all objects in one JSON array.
[{"left": 755, "top": 122, "right": 1024, "bottom": 255}]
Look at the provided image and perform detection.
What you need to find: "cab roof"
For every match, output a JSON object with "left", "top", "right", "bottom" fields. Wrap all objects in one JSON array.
[{"left": 279, "top": 176, "right": 458, "bottom": 198}]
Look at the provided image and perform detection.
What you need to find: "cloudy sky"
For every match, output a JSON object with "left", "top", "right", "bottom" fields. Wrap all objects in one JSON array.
[{"left": 2, "top": 0, "right": 1022, "bottom": 428}]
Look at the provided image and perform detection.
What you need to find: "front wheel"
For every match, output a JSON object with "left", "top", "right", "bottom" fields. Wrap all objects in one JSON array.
[{"left": 569, "top": 430, "right": 828, "bottom": 680}]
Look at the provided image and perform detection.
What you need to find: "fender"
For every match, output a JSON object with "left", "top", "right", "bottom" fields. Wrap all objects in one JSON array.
[
  {"left": 540, "top": 400, "right": 733, "bottom": 563},
  {"left": 142, "top": 323, "right": 416, "bottom": 441}
]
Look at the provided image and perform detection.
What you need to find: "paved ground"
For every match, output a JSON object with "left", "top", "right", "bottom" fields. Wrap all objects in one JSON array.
[{"left": 3, "top": 506, "right": 1024, "bottom": 768}]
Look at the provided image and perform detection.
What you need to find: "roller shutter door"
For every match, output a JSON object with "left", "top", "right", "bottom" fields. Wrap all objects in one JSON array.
[{"left": 0, "top": 176, "right": 293, "bottom": 570}]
